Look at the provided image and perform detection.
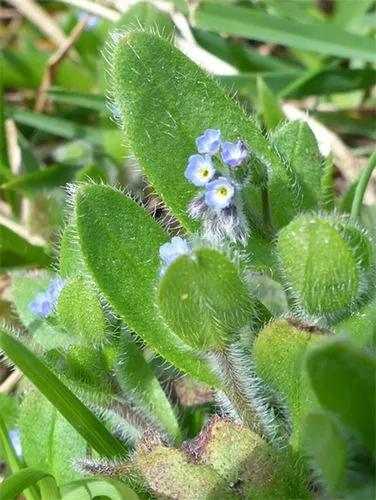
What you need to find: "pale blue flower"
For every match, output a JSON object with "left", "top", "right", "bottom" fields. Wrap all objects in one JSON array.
[
  {"left": 78, "top": 12, "right": 100, "bottom": 30},
  {"left": 159, "top": 237, "right": 189, "bottom": 266},
  {"left": 110, "top": 104, "right": 121, "bottom": 120},
  {"left": 205, "top": 177, "right": 235, "bottom": 209},
  {"left": 221, "top": 141, "right": 248, "bottom": 167},
  {"left": 9, "top": 429, "right": 22, "bottom": 457},
  {"left": 185, "top": 154, "right": 215, "bottom": 186},
  {"left": 196, "top": 129, "right": 221, "bottom": 155},
  {"left": 29, "top": 292, "right": 53, "bottom": 318},
  {"left": 29, "top": 277, "right": 66, "bottom": 318},
  {"left": 46, "top": 278, "right": 66, "bottom": 303}
]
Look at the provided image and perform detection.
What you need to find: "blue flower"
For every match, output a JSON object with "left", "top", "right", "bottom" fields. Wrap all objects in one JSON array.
[
  {"left": 196, "top": 129, "right": 221, "bottom": 155},
  {"left": 9, "top": 429, "right": 22, "bottom": 457},
  {"left": 159, "top": 237, "right": 189, "bottom": 266},
  {"left": 205, "top": 177, "right": 235, "bottom": 209},
  {"left": 78, "top": 12, "right": 100, "bottom": 30},
  {"left": 46, "top": 278, "right": 66, "bottom": 302},
  {"left": 185, "top": 154, "right": 215, "bottom": 186},
  {"left": 29, "top": 277, "right": 66, "bottom": 318},
  {"left": 29, "top": 292, "right": 53, "bottom": 318},
  {"left": 221, "top": 141, "right": 248, "bottom": 167},
  {"left": 110, "top": 104, "right": 121, "bottom": 120}
]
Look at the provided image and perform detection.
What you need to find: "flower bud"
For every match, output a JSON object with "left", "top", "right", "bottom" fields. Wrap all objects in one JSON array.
[{"left": 277, "top": 214, "right": 374, "bottom": 321}]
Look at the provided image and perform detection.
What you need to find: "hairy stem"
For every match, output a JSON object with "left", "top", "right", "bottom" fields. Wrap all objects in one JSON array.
[
  {"left": 351, "top": 150, "right": 376, "bottom": 220},
  {"left": 210, "top": 348, "right": 262, "bottom": 434}
]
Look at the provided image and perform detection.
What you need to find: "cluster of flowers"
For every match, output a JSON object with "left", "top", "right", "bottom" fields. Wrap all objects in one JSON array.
[
  {"left": 29, "top": 277, "right": 66, "bottom": 318},
  {"left": 184, "top": 129, "right": 248, "bottom": 210},
  {"left": 159, "top": 130, "right": 250, "bottom": 270}
]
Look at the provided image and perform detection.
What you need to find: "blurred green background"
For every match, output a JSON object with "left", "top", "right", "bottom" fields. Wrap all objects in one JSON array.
[{"left": 0, "top": 0, "right": 375, "bottom": 414}]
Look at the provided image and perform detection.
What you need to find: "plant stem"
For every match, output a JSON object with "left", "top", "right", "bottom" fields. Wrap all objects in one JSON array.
[
  {"left": 210, "top": 348, "right": 262, "bottom": 434},
  {"left": 350, "top": 150, "right": 376, "bottom": 221}
]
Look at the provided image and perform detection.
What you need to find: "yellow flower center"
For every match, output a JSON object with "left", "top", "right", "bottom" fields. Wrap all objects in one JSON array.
[{"left": 218, "top": 187, "right": 229, "bottom": 197}]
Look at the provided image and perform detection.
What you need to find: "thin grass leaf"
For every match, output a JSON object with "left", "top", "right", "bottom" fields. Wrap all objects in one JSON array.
[
  {"left": 0, "top": 468, "right": 60, "bottom": 500},
  {"left": 2, "top": 165, "right": 80, "bottom": 198},
  {"left": 194, "top": 1, "right": 375, "bottom": 62},
  {"left": 46, "top": 89, "right": 107, "bottom": 112},
  {"left": 257, "top": 77, "right": 284, "bottom": 130},
  {"left": 5, "top": 108, "right": 103, "bottom": 147},
  {"left": 61, "top": 478, "right": 139, "bottom": 500},
  {"left": 0, "top": 327, "right": 127, "bottom": 458}
]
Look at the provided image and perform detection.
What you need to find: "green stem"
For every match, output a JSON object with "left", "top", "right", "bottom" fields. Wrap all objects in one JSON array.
[
  {"left": 211, "top": 349, "right": 262, "bottom": 434},
  {"left": 350, "top": 150, "right": 376, "bottom": 220}
]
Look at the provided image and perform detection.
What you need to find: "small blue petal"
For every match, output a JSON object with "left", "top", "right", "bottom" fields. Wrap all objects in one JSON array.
[
  {"left": 28, "top": 277, "right": 65, "bottom": 318},
  {"left": 205, "top": 177, "right": 235, "bottom": 209},
  {"left": 221, "top": 140, "right": 248, "bottom": 167},
  {"left": 29, "top": 292, "right": 53, "bottom": 318},
  {"left": 111, "top": 104, "right": 121, "bottom": 119},
  {"left": 9, "top": 429, "right": 22, "bottom": 457},
  {"left": 46, "top": 278, "right": 66, "bottom": 303},
  {"left": 196, "top": 129, "right": 221, "bottom": 155},
  {"left": 185, "top": 154, "right": 215, "bottom": 186},
  {"left": 78, "top": 12, "right": 100, "bottom": 30},
  {"left": 159, "top": 237, "right": 189, "bottom": 266}
]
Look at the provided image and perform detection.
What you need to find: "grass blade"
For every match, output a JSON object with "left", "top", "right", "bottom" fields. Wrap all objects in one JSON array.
[
  {"left": 0, "top": 468, "right": 59, "bottom": 500},
  {"left": 5, "top": 108, "right": 103, "bottom": 147},
  {"left": 46, "top": 89, "right": 107, "bottom": 112},
  {"left": 61, "top": 478, "right": 139, "bottom": 500},
  {"left": 194, "top": 2, "right": 375, "bottom": 63}
]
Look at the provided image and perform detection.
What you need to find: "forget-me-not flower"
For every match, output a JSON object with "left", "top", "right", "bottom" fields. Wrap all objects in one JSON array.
[
  {"left": 9, "top": 429, "right": 22, "bottom": 457},
  {"left": 196, "top": 129, "right": 221, "bottom": 155},
  {"left": 78, "top": 12, "right": 100, "bottom": 30},
  {"left": 29, "top": 277, "right": 66, "bottom": 318},
  {"left": 46, "top": 277, "right": 65, "bottom": 303},
  {"left": 159, "top": 237, "right": 189, "bottom": 267},
  {"left": 29, "top": 292, "right": 53, "bottom": 318},
  {"left": 221, "top": 141, "right": 248, "bottom": 168},
  {"left": 205, "top": 177, "right": 235, "bottom": 209},
  {"left": 185, "top": 154, "right": 215, "bottom": 186}
]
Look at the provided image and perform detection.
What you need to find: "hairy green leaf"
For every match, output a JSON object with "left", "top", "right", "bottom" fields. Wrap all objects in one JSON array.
[
  {"left": 157, "top": 248, "right": 254, "bottom": 350},
  {"left": 307, "top": 340, "right": 376, "bottom": 451},
  {"left": 303, "top": 412, "right": 347, "bottom": 496},
  {"left": 74, "top": 184, "right": 217, "bottom": 385},
  {"left": 272, "top": 121, "right": 322, "bottom": 214},
  {"left": 252, "top": 319, "right": 324, "bottom": 449},
  {"left": 57, "top": 276, "right": 106, "bottom": 344},
  {"left": 115, "top": 332, "right": 182, "bottom": 443},
  {"left": 111, "top": 32, "right": 289, "bottom": 230},
  {"left": 59, "top": 222, "right": 87, "bottom": 278}
]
